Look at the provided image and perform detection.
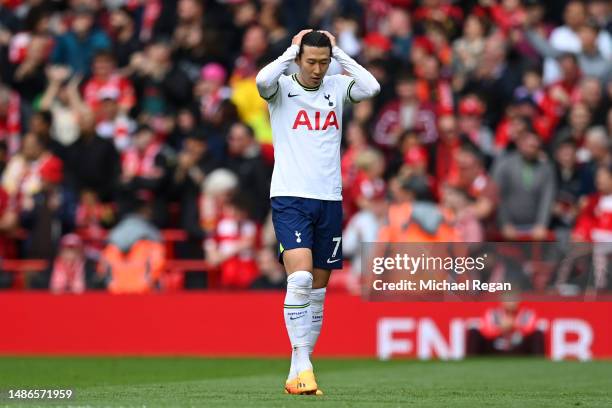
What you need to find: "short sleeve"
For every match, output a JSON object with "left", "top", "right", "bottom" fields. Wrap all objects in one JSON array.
[
  {"left": 262, "top": 75, "right": 288, "bottom": 105},
  {"left": 336, "top": 74, "right": 358, "bottom": 105}
]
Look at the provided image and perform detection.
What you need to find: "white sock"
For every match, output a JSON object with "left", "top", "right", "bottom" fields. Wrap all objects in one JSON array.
[
  {"left": 284, "top": 270, "right": 313, "bottom": 379},
  {"left": 309, "top": 287, "right": 326, "bottom": 355}
]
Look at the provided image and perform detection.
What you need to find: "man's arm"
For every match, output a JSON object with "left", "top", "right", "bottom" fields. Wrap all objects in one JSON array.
[
  {"left": 535, "top": 161, "right": 556, "bottom": 228},
  {"left": 332, "top": 45, "right": 380, "bottom": 102},
  {"left": 256, "top": 29, "right": 312, "bottom": 100},
  {"left": 524, "top": 29, "right": 562, "bottom": 59},
  {"left": 319, "top": 31, "right": 380, "bottom": 102}
]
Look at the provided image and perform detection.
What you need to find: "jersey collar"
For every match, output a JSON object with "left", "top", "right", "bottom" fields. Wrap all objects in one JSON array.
[{"left": 292, "top": 73, "right": 320, "bottom": 91}]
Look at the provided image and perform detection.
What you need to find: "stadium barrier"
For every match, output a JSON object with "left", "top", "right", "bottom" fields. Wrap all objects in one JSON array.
[{"left": 1, "top": 292, "right": 610, "bottom": 360}]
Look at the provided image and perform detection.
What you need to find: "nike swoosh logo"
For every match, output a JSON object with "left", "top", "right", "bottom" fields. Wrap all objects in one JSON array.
[
  {"left": 288, "top": 93, "right": 300, "bottom": 98},
  {"left": 289, "top": 316, "right": 305, "bottom": 320},
  {"left": 327, "top": 258, "right": 341, "bottom": 264}
]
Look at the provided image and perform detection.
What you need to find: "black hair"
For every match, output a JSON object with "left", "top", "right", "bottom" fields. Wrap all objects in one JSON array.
[
  {"left": 233, "top": 121, "right": 256, "bottom": 139},
  {"left": 24, "top": 5, "right": 51, "bottom": 32},
  {"left": 299, "top": 31, "right": 332, "bottom": 58},
  {"left": 556, "top": 138, "right": 577, "bottom": 150},
  {"left": 228, "top": 193, "right": 252, "bottom": 215},
  {"left": 396, "top": 71, "right": 416, "bottom": 84},
  {"left": 34, "top": 110, "right": 53, "bottom": 127},
  {"left": 459, "top": 142, "right": 486, "bottom": 164},
  {"left": 115, "top": 6, "right": 136, "bottom": 22},
  {"left": 135, "top": 123, "right": 153, "bottom": 134},
  {"left": 93, "top": 49, "right": 116, "bottom": 62},
  {"left": 598, "top": 161, "right": 612, "bottom": 176},
  {"left": 557, "top": 52, "right": 579, "bottom": 64},
  {"left": 401, "top": 175, "right": 433, "bottom": 201}
]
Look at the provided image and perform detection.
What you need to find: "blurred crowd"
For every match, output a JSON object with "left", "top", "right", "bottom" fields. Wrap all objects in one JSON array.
[{"left": 0, "top": 0, "right": 610, "bottom": 293}]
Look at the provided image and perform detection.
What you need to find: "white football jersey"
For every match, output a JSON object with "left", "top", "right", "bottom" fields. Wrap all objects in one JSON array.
[{"left": 266, "top": 73, "right": 355, "bottom": 201}]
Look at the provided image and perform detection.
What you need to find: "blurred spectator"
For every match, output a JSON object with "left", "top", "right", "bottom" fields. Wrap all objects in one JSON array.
[
  {"left": 344, "top": 187, "right": 387, "bottom": 278},
  {"left": 231, "top": 24, "right": 268, "bottom": 83},
  {"left": 98, "top": 194, "right": 165, "bottom": 294},
  {"left": 414, "top": 0, "right": 463, "bottom": 38},
  {"left": 453, "top": 145, "right": 498, "bottom": 226},
  {"left": 580, "top": 126, "right": 612, "bottom": 196},
  {"left": 578, "top": 77, "right": 607, "bottom": 126},
  {"left": 223, "top": 122, "right": 271, "bottom": 223},
  {"left": 551, "top": 102, "right": 593, "bottom": 160},
  {"left": 20, "top": 155, "right": 76, "bottom": 260},
  {"left": 415, "top": 55, "right": 453, "bottom": 116},
  {"left": 441, "top": 183, "right": 483, "bottom": 242},
  {"left": 466, "top": 298, "right": 545, "bottom": 356},
  {"left": 8, "top": 13, "right": 52, "bottom": 105},
  {"left": 431, "top": 113, "right": 462, "bottom": 183},
  {"left": 573, "top": 163, "right": 612, "bottom": 243},
  {"left": 385, "top": 7, "right": 412, "bottom": 63},
  {"left": 464, "top": 34, "right": 521, "bottom": 127},
  {"left": 374, "top": 74, "right": 437, "bottom": 149},
  {"left": 63, "top": 108, "right": 120, "bottom": 201},
  {"left": 75, "top": 189, "right": 114, "bottom": 261},
  {"left": 587, "top": 0, "right": 611, "bottom": 34},
  {"left": 39, "top": 65, "right": 82, "bottom": 148},
  {"left": 551, "top": 139, "right": 585, "bottom": 240},
  {"left": 28, "top": 110, "right": 64, "bottom": 159},
  {"left": 230, "top": 29, "right": 273, "bottom": 144},
  {"left": 50, "top": 233, "right": 98, "bottom": 294},
  {"left": 0, "top": 185, "right": 17, "bottom": 260},
  {"left": 108, "top": 6, "right": 142, "bottom": 69},
  {"left": 173, "top": 132, "right": 220, "bottom": 239},
  {"left": 2, "top": 132, "right": 50, "bottom": 209},
  {"left": 452, "top": 14, "right": 486, "bottom": 89},
  {"left": 481, "top": 0, "right": 525, "bottom": 37},
  {"left": 385, "top": 129, "right": 428, "bottom": 181},
  {"left": 118, "top": 124, "right": 171, "bottom": 226},
  {"left": 83, "top": 50, "right": 136, "bottom": 116},
  {"left": 93, "top": 87, "right": 136, "bottom": 152},
  {"left": 51, "top": 6, "right": 111, "bottom": 75},
  {"left": 205, "top": 194, "right": 258, "bottom": 289},
  {"left": 260, "top": 2, "right": 291, "bottom": 57},
  {"left": 543, "top": 53, "right": 582, "bottom": 121},
  {"left": 0, "top": 84, "right": 21, "bottom": 155},
  {"left": 346, "top": 148, "right": 386, "bottom": 218},
  {"left": 538, "top": 0, "right": 611, "bottom": 84},
  {"left": 493, "top": 130, "right": 555, "bottom": 241},
  {"left": 129, "top": 39, "right": 192, "bottom": 119},
  {"left": 341, "top": 120, "right": 370, "bottom": 189},
  {"left": 378, "top": 175, "right": 456, "bottom": 242},
  {"left": 194, "top": 62, "right": 231, "bottom": 128},
  {"left": 526, "top": 20, "right": 611, "bottom": 83},
  {"left": 457, "top": 94, "right": 494, "bottom": 157},
  {"left": 250, "top": 246, "right": 286, "bottom": 290}
]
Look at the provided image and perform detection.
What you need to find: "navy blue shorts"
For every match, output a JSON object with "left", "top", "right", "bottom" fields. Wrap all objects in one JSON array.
[{"left": 271, "top": 196, "right": 343, "bottom": 270}]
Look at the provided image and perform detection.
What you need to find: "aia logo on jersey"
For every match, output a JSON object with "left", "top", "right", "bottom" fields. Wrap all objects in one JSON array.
[{"left": 292, "top": 110, "right": 339, "bottom": 131}]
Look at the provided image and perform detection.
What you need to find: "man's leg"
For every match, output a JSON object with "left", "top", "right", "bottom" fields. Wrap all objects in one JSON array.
[
  {"left": 283, "top": 248, "right": 315, "bottom": 380},
  {"left": 310, "top": 199, "right": 342, "bottom": 356},
  {"left": 271, "top": 197, "right": 316, "bottom": 389},
  {"left": 309, "top": 268, "right": 331, "bottom": 354}
]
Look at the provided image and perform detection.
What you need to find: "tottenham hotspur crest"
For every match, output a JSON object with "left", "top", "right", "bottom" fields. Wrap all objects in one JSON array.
[
  {"left": 295, "top": 231, "right": 302, "bottom": 243},
  {"left": 324, "top": 93, "right": 333, "bottom": 107}
]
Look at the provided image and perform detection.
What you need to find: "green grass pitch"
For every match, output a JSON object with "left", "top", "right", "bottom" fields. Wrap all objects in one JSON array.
[{"left": 0, "top": 357, "right": 611, "bottom": 407}]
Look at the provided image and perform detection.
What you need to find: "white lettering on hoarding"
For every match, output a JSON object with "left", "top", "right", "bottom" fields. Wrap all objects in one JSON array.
[
  {"left": 551, "top": 319, "right": 593, "bottom": 361},
  {"left": 377, "top": 317, "right": 594, "bottom": 361}
]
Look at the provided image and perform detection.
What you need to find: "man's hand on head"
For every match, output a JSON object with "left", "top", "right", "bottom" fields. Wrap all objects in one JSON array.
[
  {"left": 292, "top": 29, "right": 313, "bottom": 46},
  {"left": 318, "top": 30, "right": 337, "bottom": 48}
]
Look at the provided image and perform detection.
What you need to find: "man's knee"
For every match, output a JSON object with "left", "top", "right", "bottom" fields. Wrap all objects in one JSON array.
[
  {"left": 283, "top": 248, "right": 313, "bottom": 273},
  {"left": 312, "top": 268, "right": 331, "bottom": 289}
]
